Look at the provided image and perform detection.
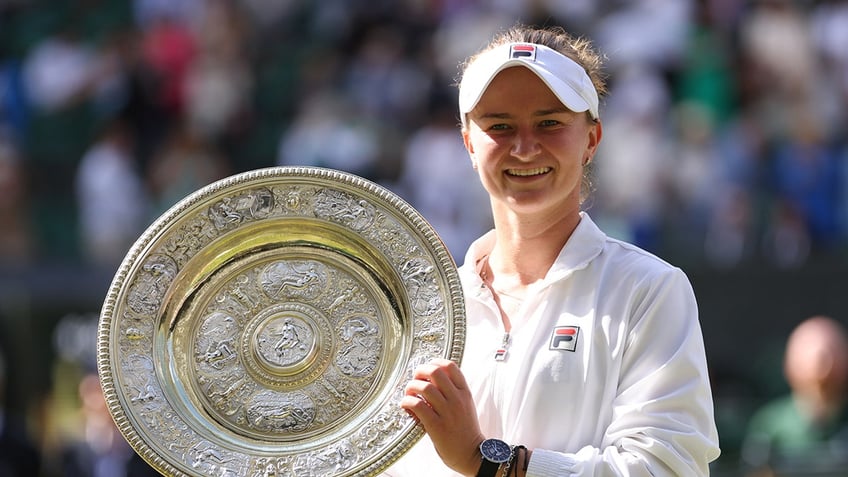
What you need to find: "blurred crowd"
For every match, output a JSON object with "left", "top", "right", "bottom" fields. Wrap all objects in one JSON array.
[
  {"left": 0, "top": 0, "right": 846, "bottom": 270},
  {"left": 1, "top": 0, "right": 848, "bottom": 475}
]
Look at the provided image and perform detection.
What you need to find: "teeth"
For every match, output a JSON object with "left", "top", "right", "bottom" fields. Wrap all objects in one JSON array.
[{"left": 507, "top": 167, "right": 550, "bottom": 177}]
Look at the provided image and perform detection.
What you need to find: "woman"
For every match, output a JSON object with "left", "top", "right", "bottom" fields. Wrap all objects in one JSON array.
[{"left": 384, "top": 25, "right": 720, "bottom": 476}]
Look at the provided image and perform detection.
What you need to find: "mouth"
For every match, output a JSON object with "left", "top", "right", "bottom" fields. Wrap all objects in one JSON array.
[{"left": 506, "top": 167, "right": 551, "bottom": 177}]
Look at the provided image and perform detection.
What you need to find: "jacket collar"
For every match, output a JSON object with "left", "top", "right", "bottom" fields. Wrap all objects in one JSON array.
[{"left": 459, "top": 212, "right": 606, "bottom": 286}]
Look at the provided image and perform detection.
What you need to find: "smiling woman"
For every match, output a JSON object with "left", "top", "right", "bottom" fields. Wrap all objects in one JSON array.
[
  {"left": 463, "top": 66, "right": 600, "bottom": 223},
  {"left": 381, "top": 25, "right": 720, "bottom": 477},
  {"left": 459, "top": 31, "right": 607, "bottom": 210}
]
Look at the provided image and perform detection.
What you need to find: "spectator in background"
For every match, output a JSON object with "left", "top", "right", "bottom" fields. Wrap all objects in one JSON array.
[
  {"left": 75, "top": 117, "right": 150, "bottom": 266},
  {"left": 21, "top": 23, "right": 99, "bottom": 114},
  {"left": 59, "top": 372, "right": 159, "bottom": 477},
  {"left": 396, "top": 88, "right": 493, "bottom": 259},
  {"left": 138, "top": 12, "right": 196, "bottom": 119},
  {"left": 132, "top": 0, "right": 204, "bottom": 31},
  {"left": 809, "top": 0, "right": 848, "bottom": 137},
  {"left": 593, "top": 61, "right": 671, "bottom": 251},
  {"left": 0, "top": 138, "right": 33, "bottom": 264},
  {"left": 343, "top": 24, "right": 432, "bottom": 129},
  {"left": 742, "top": 315, "right": 848, "bottom": 475},
  {"left": 0, "top": 344, "right": 42, "bottom": 477},
  {"left": 60, "top": 372, "right": 133, "bottom": 477},
  {"left": 44, "top": 314, "right": 160, "bottom": 477},
  {"left": 760, "top": 199, "right": 811, "bottom": 268},
  {"left": 0, "top": 52, "right": 28, "bottom": 143},
  {"left": 276, "top": 92, "right": 380, "bottom": 180},
  {"left": 704, "top": 186, "right": 757, "bottom": 268},
  {"left": 666, "top": 101, "right": 724, "bottom": 256},
  {"left": 736, "top": 0, "right": 819, "bottom": 141},
  {"left": 146, "top": 119, "right": 229, "bottom": 215},
  {"left": 768, "top": 109, "right": 842, "bottom": 253},
  {"left": 184, "top": 0, "right": 254, "bottom": 145}
]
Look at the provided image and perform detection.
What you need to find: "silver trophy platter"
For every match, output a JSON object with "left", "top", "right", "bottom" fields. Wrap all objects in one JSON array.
[{"left": 96, "top": 167, "right": 465, "bottom": 476}]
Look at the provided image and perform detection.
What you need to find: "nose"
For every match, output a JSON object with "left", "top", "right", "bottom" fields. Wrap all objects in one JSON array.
[{"left": 510, "top": 128, "right": 541, "bottom": 160}]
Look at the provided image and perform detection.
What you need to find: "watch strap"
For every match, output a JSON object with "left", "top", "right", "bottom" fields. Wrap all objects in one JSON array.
[{"left": 475, "top": 458, "right": 500, "bottom": 477}]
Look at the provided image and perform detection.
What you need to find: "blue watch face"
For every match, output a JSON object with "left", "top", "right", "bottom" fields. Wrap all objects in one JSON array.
[{"left": 480, "top": 439, "right": 512, "bottom": 463}]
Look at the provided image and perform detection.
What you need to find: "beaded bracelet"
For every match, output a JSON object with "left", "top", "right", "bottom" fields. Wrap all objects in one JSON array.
[{"left": 511, "top": 445, "right": 527, "bottom": 476}]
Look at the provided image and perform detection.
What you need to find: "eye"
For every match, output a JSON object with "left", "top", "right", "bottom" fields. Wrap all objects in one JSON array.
[
  {"left": 539, "top": 118, "right": 561, "bottom": 127},
  {"left": 487, "top": 123, "right": 511, "bottom": 132}
]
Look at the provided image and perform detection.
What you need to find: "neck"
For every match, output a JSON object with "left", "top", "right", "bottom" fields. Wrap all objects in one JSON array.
[{"left": 488, "top": 208, "right": 581, "bottom": 286}]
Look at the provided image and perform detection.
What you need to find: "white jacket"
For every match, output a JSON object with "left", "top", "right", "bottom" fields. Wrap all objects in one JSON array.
[{"left": 384, "top": 213, "right": 720, "bottom": 476}]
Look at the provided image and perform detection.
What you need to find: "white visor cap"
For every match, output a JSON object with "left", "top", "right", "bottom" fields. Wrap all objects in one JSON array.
[{"left": 458, "top": 42, "right": 599, "bottom": 126}]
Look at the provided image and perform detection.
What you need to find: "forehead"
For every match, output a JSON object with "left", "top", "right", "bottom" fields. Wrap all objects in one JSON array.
[{"left": 475, "top": 66, "right": 563, "bottom": 108}]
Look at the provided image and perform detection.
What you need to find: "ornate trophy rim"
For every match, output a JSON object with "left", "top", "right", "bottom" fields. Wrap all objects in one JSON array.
[{"left": 96, "top": 166, "right": 465, "bottom": 476}]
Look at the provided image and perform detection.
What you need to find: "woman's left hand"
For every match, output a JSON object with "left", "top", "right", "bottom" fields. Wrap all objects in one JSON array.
[{"left": 400, "top": 358, "right": 485, "bottom": 476}]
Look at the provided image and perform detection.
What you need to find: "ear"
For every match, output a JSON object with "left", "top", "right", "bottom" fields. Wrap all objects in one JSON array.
[
  {"left": 462, "top": 128, "right": 477, "bottom": 168},
  {"left": 462, "top": 128, "right": 473, "bottom": 154},
  {"left": 586, "top": 120, "right": 603, "bottom": 157}
]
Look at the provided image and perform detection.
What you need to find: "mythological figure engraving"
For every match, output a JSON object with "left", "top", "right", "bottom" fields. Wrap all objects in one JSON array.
[
  {"left": 246, "top": 391, "right": 315, "bottom": 433},
  {"left": 189, "top": 444, "right": 239, "bottom": 477},
  {"left": 282, "top": 188, "right": 301, "bottom": 210},
  {"left": 256, "top": 316, "right": 314, "bottom": 367},
  {"left": 124, "top": 355, "right": 158, "bottom": 404},
  {"left": 401, "top": 257, "right": 444, "bottom": 316},
  {"left": 230, "top": 274, "right": 258, "bottom": 310},
  {"left": 293, "top": 441, "right": 356, "bottom": 475},
  {"left": 314, "top": 189, "right": 375, "bottom": 231},
  {"left": 274, "top": 318, "right": 302, "bottom": 356},
  {"left": 206, "top": 375, "right": 252, "bottom": 417},
  {"left": 196, "top": 312, "right": 239, "bottom": 370},
  {"left": 261, "top": 260, "right": 325, "bottom": 299},
  {"left": 336, "top": 317, "right": 381, "bottom": 377},
  {"left": 358, "top": 410, "right": 405, "bottom": 449},
  {"left": 203, "top": 337, "right": 236, "bottom": 369},
  {"left": 127, "top": 254, "right": 177, "bottom": 315},
  {"left": 208, "top": 188, "right": 274, "bottom": 230},
  {"left": 327, "top": 282, "right": 367, "bottom": 313},
  {"left": 250, "top": 457, "right": 282, "bottom": 477}
]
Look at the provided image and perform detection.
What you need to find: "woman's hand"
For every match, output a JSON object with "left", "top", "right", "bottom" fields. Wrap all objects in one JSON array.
[{"left": 400, "top": 358, "right": 485, "bottom": 476}]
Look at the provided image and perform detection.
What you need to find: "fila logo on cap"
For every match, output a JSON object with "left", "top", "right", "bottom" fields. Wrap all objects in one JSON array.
[
  {"left": 510, "top": 44, "right": 536, "bottom": 61},
  {"left": 549, "top": 326, "right": 579, "bottom": 352}
]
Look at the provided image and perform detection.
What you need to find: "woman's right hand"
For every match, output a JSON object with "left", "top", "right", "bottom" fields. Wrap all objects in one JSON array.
[{"left": 400, "top": 358, "right": 486, "bottom": 476}]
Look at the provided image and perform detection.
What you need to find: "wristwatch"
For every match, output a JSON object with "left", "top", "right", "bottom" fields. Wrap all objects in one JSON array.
[{"left": 476, "top": 438, "right": 512, "bottom": 477}]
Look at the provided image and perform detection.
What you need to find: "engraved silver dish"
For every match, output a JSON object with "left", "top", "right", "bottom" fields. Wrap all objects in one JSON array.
[{"left": 97, "top": 167, "right": 465, "bottom": 476}]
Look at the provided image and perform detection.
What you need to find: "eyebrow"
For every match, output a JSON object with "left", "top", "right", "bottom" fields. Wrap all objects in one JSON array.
[
  {"left": 534, "top": 106, "right": 573, "bottom": 116},
  {"left": 476, "top": 106, "right": 573, "bottom": 120}
]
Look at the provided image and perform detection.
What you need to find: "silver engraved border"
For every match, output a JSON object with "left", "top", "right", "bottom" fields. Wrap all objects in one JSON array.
[{"left": 96, "top": 166, "right": 466, "bottom": 476}]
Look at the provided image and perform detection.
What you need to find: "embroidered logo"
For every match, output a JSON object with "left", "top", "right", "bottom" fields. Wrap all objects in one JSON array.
[
  {"left": 549, "top": 326, "right": 579, "bottom": 352},
  {"left": 510, "top": 44, "right": 536, "bottom": 61}
]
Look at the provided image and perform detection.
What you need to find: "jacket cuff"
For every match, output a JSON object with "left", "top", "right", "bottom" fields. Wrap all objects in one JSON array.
[{"left": 526, "top": 448, "right": 579, "bottom": 476}]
